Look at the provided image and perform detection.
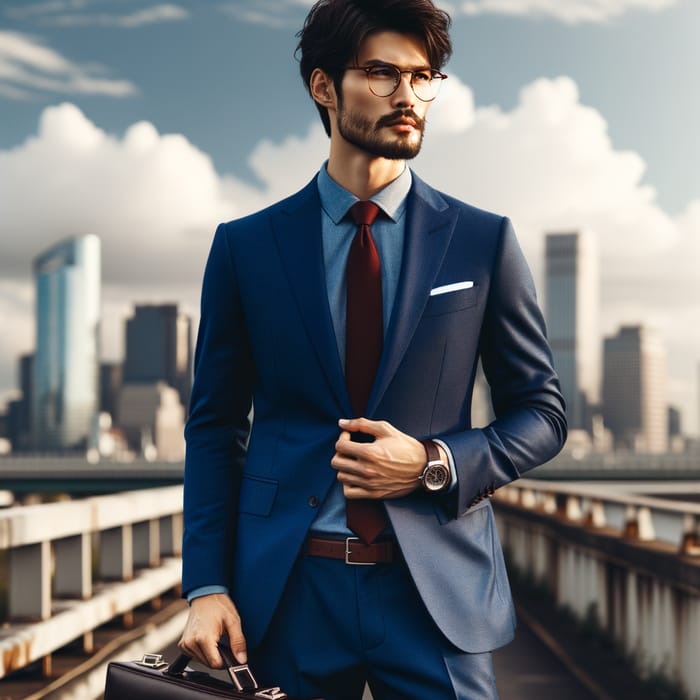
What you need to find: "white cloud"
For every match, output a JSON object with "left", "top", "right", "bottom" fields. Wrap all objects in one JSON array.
[
  {"left": 453, "top": 0, "right": 679, "bottom": 23},
  {"left": 0, "top": 30, "right": 136, "bottom": 99},
  {"left": 426, "top": 75, "right": 475, "bottom": 133},
  {"left": 45, "top": 4, "right": 190, "bottom": 28},
  {"left": 1, "top": 75, "right": 698, "bottom": 429},
  {"left": 0, "top": 103, "right": 241, "bottom": 286}
]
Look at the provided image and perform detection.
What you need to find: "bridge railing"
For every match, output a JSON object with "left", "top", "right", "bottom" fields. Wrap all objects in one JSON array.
[
  {"left": 0, "top": 486, "right": 183, "bottom": 678},
  {"left": 495, "top": 479, "right": 700, "bottom": 697},
  {"left": 497, "top": 478, "right": 700, "bottom": 553}
]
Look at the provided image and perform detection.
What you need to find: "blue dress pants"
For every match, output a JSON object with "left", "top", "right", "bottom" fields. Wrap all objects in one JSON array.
[{"left": 248, "top": 551, "right": 501, "bottom": 700}]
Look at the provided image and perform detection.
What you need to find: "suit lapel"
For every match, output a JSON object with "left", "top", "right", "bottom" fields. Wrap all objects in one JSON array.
[
  {"left": 271, "top": 178, "right": 351, "bottom": 414},
  {"left": 367, "top": 175, "right": 459, "bottom": 415}
]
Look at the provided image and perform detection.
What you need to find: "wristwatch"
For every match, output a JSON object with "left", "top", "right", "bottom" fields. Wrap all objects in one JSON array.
[{"left": 418, "top": 440, "right": 451, "bottom": 493}]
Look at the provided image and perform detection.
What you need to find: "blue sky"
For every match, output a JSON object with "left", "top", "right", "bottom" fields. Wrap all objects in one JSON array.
[{"left": 1, "top": 0, "right": 699, "bottom": 432}]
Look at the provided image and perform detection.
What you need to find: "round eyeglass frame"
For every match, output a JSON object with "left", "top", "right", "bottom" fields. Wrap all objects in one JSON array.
[{"left": 346, "top": 64, "right": 448, "bottom": 102}]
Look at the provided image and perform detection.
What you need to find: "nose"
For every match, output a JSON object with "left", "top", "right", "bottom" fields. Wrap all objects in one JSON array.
[{"left": 390, "top": 72, "right": 416, "bottom": 109}]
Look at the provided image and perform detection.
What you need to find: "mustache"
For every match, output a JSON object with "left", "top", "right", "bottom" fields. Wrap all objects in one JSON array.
[{"left": 376, "top": 109, "right": 425, "bottom": 130}]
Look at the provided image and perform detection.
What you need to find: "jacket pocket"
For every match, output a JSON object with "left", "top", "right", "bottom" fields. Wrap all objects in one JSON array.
[{"left": 238, "top": 475, "right": 278, "bottom": 517}]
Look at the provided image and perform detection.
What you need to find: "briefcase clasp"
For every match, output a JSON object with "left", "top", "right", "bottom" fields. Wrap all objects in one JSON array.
[
  {"left": 227, "top": 663, "right": 287, "bottom": 699},
  {"left": 135, "top": 653, "right": 168, "bottom": 669},
  {"left": 255, "top": 689, "right": 287, "bottom": 700}
]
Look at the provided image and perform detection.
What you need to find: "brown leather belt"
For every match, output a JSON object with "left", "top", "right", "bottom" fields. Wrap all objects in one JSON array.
[{"left": 305, "top": 536, "right": 399, "bottom": 565}]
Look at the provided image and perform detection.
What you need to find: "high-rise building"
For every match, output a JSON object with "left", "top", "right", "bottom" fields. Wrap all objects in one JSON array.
[
  {"left": 122, "top": 304, "right": 192, "bottom": 412},
  {"left": 9, "top": 353, "right": 34, "bottom": 451},
  {"left": 668, "top": 405, "right": 682, "bottom": 439},
  {"left": 603, "top": 325, "right": 668, "bottom": 453},
  {"left": 33, "top": 235, "right": 101, "bottom": 451},
  {"left": 100, "top": 361, "right": 122, "bottom": 420},
  {"left": 545, "top": 232, "right": 599, "bottom": 431}
]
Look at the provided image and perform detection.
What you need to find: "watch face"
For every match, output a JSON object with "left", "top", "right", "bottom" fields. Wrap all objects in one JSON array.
[{"left": 423, "top": 463, "right": 449, "bottom": 491}]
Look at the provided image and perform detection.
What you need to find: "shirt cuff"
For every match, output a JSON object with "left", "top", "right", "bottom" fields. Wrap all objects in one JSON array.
[
  {"left": 432, "top": 439, "right": 458, "bottom": 493},
  {"left": 187, "top": 585, "right": 229, "bottom": 605}
]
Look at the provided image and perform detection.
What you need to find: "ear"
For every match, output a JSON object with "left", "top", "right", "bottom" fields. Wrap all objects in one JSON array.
[{"left": 310, "top": 68, "right": 337, "bottom": 109}]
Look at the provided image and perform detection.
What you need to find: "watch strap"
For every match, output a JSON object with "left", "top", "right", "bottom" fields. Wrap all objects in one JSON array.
[{"left": 421, "top": 439, "right": 441, "bottom": 464}]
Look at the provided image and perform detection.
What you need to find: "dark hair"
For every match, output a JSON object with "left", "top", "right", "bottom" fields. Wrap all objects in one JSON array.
[{"left": 296, "top": 0, "right": 452, "bottom": 136}]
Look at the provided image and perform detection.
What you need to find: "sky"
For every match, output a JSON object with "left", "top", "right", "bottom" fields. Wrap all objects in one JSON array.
[{"left": 0, "top": 0, "right": 699, "bottom": 434}]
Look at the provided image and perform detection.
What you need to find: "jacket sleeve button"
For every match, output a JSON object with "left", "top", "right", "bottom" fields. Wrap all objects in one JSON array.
[{"left": 308, "top": 496, "right": 319, "bottom": 508}]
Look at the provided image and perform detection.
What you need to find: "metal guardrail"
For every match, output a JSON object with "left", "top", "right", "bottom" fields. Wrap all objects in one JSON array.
[
  {"left": 0, "top": 486, "right": 184, "bottom": 678},
  {"left": 496, "top": 478, "right": 700, "bottom": 554},
  {"left": 495, "top": 478, "right": 700, "bottom": 697}
]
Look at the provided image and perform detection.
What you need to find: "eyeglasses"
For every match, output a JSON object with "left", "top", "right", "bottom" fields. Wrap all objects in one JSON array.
[{"left": 346, "top": 63, "right": 448, "bottom": 102}]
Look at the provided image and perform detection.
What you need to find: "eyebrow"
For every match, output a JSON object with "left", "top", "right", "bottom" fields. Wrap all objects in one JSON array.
[{"left": 363, "top": 58, "right": 433, "bottom": 71}]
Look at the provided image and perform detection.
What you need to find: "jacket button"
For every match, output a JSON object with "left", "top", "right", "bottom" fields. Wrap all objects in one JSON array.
[{"left": 308, "top": 496, "right": 319, "bottom": 508}]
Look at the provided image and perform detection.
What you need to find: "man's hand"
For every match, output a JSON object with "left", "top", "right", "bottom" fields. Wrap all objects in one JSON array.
[
  {"left": 332, "top": 417, "right": 438, "bottom": 500},
  {"left": 178, "top": 593, "right": 247, "bottom": 668}
]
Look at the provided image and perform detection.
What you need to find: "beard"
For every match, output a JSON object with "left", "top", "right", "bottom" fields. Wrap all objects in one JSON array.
[{"left": 336, "top": 105, "right": 426, "bottom": 160}]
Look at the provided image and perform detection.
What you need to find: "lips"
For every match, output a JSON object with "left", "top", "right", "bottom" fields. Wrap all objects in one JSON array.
[
  {"left": 389, "top": 119, "right": 417, "bottom": 129},
  {"left": 388, "top": 117, "right": 417, "bottom": 128}
]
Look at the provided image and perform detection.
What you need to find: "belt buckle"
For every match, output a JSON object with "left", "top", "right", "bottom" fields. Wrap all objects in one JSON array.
[{"left": 345, "top": 536, "right": 376, "bottom": 565}]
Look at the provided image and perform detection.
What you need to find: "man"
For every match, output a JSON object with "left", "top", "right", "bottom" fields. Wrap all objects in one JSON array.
[{"left": 179, "top": 1, "right": 566, "bottom": 698}]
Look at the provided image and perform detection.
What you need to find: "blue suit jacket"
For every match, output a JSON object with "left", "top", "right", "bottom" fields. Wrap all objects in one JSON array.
[{"left": 182, "top": 172, "right": 567, "bottom": 653}]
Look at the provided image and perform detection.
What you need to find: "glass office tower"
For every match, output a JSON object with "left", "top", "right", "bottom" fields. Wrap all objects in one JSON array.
[
  {"left": 545, "top": 232, "right": 599, "bottom": 432},
  {"left": 33, "top": 235, "right": 101, "bottom": 451},
  {"left": 603, "top": 325, "right": 668, "bottom": 454}
]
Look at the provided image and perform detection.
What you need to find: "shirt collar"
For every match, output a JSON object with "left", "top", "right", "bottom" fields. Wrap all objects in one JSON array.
[{"left": 317, "top": 161, "right": 412, "bottom": 225}]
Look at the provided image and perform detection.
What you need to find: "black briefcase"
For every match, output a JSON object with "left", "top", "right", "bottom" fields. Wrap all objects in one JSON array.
[{"left": 105, "top": 646, "right": 319, "bottom": 700}]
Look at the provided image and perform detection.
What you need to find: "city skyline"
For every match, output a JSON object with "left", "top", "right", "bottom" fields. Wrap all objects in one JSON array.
[{"left": 0, "top": 0, "right": 699, "bottom": 433}]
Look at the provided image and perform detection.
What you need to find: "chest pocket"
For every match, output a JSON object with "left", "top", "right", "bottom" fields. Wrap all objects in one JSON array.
[{"left": 423, "top": 285, "right": 479, "bottom": 317}]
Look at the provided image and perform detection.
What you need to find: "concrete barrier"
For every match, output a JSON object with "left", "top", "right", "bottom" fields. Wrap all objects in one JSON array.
[{"left": 0, "top": 486, "right": 183, "bottom": 678}]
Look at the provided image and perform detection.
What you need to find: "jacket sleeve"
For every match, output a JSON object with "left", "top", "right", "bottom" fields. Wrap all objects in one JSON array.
[
  {"left": 181, "top": 223, "right": 254, "bottom": 596},
  {"left": 439, "top": 217, "right": 567, "bottom": 518}
]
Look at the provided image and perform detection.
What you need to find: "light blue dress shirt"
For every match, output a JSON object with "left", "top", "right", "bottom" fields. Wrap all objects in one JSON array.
[{"left": 309, "top": 163, "right": 411, "bottom": 535}]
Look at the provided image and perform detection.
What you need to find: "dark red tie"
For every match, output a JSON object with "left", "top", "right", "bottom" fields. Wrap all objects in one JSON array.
[{"left": 345, "top": 201, "right": 388, "bottom": 544}]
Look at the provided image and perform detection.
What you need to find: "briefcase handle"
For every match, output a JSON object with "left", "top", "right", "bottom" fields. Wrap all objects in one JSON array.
[{"left": 164, "top": 638, "right": 287, "bottom": 700}]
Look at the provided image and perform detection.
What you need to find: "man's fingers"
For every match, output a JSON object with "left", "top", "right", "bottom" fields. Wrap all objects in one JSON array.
[
  {"left": 178, "top": 635, "right": 222, "bottom": 668},
  {"left": 178, "top": 593, "right": 245, "bottom": 669},
  {"left": 225, "top": 626, "right": 248, "bottom": 664},
  {"left": 200, "top": 638, "right": 224, "bottom": 669},
  {"left": 342, "top": 482, "right": 373, "bottom": 499},
  {"left": 339, "top": 417, "right": 391, "bottom": 436},
  {"left": 331, "top": 451, "right": 364, "bottom": 472}
]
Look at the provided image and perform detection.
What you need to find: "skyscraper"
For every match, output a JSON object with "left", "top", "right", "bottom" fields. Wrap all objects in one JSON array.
[
  {"left": 603, "top": 325, "right": 668, "bottom": 453},
  {"left": 10, "top": 353, "right": 34, "bottom": 451},
  {"left": 33, "top": 235, "right": 101, "bottom": 451},
  {"left": 100, "top": 361, "right": 122, "bottom": 421},
  {"left": 545, "top": 232, "right": 599, "bottom": 431},
  {"left": 122, "top": 304, "right": 192, "bottom": 412}
]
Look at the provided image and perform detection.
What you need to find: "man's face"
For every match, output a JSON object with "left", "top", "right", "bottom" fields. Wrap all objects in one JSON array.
[{"left": 335, "top": 31, "right": 434, "bottom": 160}]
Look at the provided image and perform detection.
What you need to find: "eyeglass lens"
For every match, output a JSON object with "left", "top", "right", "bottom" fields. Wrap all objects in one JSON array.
[{"left": 366, "top": 65, "right": 443, "bottom": 101}]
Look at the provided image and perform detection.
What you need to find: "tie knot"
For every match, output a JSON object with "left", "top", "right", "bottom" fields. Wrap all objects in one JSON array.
[{"left": 349, "top": 201, "right": 380, "bottom": 227}]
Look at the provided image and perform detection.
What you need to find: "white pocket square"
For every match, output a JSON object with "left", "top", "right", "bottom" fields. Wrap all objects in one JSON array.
[{"left": 430, "top": 281, "right": 474, "bottom": 296}]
